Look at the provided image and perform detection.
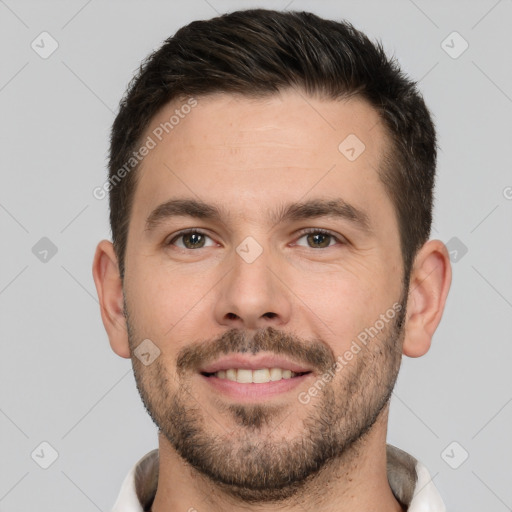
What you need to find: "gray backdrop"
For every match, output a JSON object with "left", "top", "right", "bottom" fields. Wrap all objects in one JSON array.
[{"left": 1, "top": 0, "right": 511, "bottom": 510}]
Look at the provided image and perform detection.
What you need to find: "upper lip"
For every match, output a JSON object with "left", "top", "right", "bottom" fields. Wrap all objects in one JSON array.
[{"left": 199, "top": 354, "right": 314, "bottom": 374}]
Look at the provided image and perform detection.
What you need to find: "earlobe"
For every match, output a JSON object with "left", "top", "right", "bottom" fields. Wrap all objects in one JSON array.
[
  {"left": 402, "top": 239, "right": 452, "bottom": 358},
  {"left": 92, "top": 240, "right": 131, "bottom": 359}
]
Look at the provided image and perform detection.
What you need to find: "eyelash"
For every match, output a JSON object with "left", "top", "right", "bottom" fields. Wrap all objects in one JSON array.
[{"left": 166, "top": 228, "right": 345, "bottom": 249}]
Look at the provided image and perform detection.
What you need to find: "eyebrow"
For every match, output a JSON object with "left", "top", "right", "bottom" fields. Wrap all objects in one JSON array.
[{"left": 145, "top": 197, "right": 372, "bottom": 234}]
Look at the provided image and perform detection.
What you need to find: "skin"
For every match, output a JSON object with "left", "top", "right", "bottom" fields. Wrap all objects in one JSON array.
[{"left": 93, "top": 89, "right": 452, "bottom": 512}]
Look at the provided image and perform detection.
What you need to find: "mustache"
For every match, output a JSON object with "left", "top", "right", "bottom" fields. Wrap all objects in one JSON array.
[{"left": 175, "top": 326, "right": 335, "bottom": 376}]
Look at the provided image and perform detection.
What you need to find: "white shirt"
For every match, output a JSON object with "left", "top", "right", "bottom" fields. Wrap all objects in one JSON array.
[{"left": 112, "top": 444, "right": 446, "bottom": 511}]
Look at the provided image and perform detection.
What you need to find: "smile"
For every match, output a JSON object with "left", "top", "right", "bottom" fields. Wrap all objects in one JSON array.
[{"left": 202, "top": 367, "right": 311, "bottom": 383}]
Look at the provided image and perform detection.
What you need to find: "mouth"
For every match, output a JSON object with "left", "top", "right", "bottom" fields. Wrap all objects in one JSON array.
[{"left": 198, "top": 354, "right": 315, "bottom": 401}]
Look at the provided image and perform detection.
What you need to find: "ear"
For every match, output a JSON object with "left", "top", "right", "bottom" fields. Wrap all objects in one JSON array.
[
  {"left": 402, "top": 239, "right": 452, "bottom": 358},
  {"left": 92, "top": 240, "right": 130, "bottom": 358}
]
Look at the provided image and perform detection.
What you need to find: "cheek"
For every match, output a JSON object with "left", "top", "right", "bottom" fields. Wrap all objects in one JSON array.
[
  {"left": 294, "top": 265, "right": 397, "bottom": 351},
  {"left": 293, "top": 269, "right": 370, "bottom": 334},
  {"left": 127, "top": 258, "right": 215, "bottom": 343},
  {"left": 125, "top": 262, "right": 174, "bottom": 337}
]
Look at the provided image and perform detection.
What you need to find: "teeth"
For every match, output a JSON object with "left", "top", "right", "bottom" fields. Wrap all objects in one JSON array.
[
  {"left": 236, "top": 369, "right": 253, "bottom": 383},
  {"left": 212, "top": 368, "right": 299, "bottom": 383},
  {"left": 269, "top": 367, "right": 283, "bottom": 381},
  {"left": 251, "top": 368, "right": 269, "bottom": 383}
]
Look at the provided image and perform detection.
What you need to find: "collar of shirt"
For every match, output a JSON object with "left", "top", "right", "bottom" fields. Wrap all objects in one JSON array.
[{"left": 111, "top": 444, "right": 446, "bottom": 512}]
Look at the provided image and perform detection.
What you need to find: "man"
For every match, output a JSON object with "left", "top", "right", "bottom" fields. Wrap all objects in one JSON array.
[{"left": 92, "top": 8, "right": 451, "bottom": 512}]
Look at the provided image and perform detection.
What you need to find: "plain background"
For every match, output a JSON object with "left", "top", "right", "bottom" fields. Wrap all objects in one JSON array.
[{"left": 1, "top": 0, "right": 511, "bottom": 510}]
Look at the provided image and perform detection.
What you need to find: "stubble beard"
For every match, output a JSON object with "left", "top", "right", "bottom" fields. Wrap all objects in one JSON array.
[{"left": 126, "top": 294, "right": 406, "bottom": 504}]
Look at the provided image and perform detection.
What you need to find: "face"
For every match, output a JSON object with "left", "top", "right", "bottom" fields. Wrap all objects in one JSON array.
[{"left": 122, "top": 90, "right": 407, "bottom": 501}]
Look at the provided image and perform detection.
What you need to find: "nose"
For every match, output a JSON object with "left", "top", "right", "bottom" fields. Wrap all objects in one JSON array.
[{"left": 214, "top": 243, "right": 292, "bottom": 331}]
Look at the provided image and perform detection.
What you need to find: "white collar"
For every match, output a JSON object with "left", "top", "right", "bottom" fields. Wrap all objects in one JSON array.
[{"left": 112, "top": 444, "right": 446, "bottom": 511}]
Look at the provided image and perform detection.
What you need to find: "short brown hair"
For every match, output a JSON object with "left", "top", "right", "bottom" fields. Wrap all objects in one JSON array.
[{"left": 108, "top": 9, "right": 437, "bottom": 282}]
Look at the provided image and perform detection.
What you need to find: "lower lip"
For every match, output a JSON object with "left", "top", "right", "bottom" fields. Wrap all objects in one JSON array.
[{"left": 199, "top": 373, "right": 313, "bottom": 401}]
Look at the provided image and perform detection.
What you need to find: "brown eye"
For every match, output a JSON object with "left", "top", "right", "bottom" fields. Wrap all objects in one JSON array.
[
  {"left": 182, "top": 232, "right": 206, "bottom": 249},
  {"left": 306, "top": 232, "right": 332, "bottom": 248},
  {"left": 168, "top": 230, "right": 215, "bottom": 249},
  {"left": 296, "top": 229, "right": 342, "bottom": 249}
]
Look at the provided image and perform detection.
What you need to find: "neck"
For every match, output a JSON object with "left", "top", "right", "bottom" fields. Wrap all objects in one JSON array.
[{"left": 151, "top": 407, "right": 404, "bottom": 512}]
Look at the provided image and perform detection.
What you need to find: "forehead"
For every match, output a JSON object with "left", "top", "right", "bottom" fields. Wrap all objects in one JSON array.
[
  {"left": 130, "top": 89, "right": 396, "bottom": 237},
  {"left": 143, "top": 90, "right": 387, "bottom": 170}
]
